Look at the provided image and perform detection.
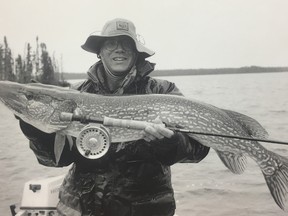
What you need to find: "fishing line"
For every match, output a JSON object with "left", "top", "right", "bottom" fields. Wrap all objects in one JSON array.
[{"left": 168, "top": 127, "right": 288, "bottom": 145}]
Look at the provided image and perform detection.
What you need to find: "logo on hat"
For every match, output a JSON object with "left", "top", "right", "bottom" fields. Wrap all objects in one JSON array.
[{"left": 116, "top": 21, "right": 129, "bottom": 31}]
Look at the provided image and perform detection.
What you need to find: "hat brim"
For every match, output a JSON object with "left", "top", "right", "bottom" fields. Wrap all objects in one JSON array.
[{"left": 81, "top": 34, "right": 155, "bottom": 59}]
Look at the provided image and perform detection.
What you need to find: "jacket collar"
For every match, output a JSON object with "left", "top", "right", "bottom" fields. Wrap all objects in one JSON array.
[{"left": 86, "top": 60, "right": 155, "bottom": 94}]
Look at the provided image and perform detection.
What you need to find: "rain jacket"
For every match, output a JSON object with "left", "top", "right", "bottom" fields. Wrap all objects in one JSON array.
[{"left": 19, "top": 60, "right": 210, "bottom": 216}]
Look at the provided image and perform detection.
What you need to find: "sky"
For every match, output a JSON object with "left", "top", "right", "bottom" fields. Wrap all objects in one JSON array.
[{"left": 1, "top": 0, "right": 288, "bottom": 73}]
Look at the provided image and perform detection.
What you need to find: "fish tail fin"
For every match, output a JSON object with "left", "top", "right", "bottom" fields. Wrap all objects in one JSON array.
[{"left": 263, "top": 152, "right": 288, "bottom": 211}]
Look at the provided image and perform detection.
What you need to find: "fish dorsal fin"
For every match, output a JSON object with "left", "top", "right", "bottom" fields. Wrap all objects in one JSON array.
[
  {"left": 215, "top": 150, "right": 247, "bottom": 174},
  {"left": 222, "top": 109, "right": 269, "bottom": 139}
]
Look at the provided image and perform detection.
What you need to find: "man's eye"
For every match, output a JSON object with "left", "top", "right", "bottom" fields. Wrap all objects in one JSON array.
[
  {"left": 122, "top": 40, "right": 133, "bottom": 50},
  {"left": 106, "top": 40, "right": 117, "bottom": 46}
]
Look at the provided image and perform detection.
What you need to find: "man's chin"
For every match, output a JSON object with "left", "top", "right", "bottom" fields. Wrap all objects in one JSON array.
[{"left": 110, "top": 66, "right": 131, "bottom": 74}]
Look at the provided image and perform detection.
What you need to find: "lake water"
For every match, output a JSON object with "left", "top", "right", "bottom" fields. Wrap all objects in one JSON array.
[{"left": 1, "top": 72, "right": 288, "bottom": 216}]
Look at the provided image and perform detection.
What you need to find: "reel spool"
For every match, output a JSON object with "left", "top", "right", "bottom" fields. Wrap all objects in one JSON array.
[{"left": 76, "top": 124, "right": 111, "bottom": 159}]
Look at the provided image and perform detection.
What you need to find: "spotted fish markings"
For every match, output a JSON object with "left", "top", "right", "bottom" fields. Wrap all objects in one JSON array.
[{"left": 0, "top": 81, "right": 288, "bottom": 211}]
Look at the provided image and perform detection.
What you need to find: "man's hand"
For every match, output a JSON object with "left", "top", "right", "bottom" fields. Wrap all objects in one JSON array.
[{"left": 141, "top": 117, "right": 174, "bottom": 142}]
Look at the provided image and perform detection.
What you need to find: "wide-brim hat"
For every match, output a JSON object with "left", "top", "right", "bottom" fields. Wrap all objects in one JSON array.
[{"left": 81, "top": 18, "right": 155, "bottom": 59}]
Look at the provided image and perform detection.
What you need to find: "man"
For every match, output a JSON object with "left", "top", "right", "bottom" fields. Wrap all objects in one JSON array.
[{"left": 19, "top": 18, "right": 209, "bottom": 216}]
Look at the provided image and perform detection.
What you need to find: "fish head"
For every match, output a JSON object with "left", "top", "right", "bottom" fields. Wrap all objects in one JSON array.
[{"left": 0, "top": 81, "right": 77, "bottom": 133}]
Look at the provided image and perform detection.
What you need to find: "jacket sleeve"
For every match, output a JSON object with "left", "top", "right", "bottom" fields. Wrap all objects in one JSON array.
[
  {"left": 151, "top": 132, "right": 209, "bottom": 165},
  {"left": 19, "top": 119, "right": 74, "bottom": 167},
  {"left": 146, "top": 77, "right": 210, "bottom": 165}
]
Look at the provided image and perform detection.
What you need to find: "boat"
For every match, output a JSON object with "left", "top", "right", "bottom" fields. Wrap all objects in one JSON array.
[{"left": 10, "top": 175, "right": 65, "bottom": 216}]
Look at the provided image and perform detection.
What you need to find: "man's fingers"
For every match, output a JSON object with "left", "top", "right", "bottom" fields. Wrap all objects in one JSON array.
[
  {"left": 155, "top": 124, "right": 174, "bottom": 138},
  {"left": 145, "top": 125, "right": 164, "bottom": 139},
  {"left": 141, "top": 116, "right": 175, "bottom": 142},
  {"left": 152, "top": 116, "right": 163, "bottom": 124},
  {"left": 142, "top": 124, "right": 174, "bottom": 141},
  {"left": 140, "top": 130, "right": 155, "bottom": 142}
]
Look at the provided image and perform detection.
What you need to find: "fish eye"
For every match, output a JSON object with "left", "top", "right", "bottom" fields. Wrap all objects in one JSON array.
[{"left": 25, "top": 94, "right": 34, "bottom": 100}]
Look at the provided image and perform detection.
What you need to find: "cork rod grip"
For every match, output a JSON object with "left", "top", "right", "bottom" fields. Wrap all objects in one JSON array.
[{"left": 103, "top": 116, "right": 165, "bottom": 130}]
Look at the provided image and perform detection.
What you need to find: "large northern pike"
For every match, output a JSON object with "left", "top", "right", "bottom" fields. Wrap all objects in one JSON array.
[{"left": 0, "top": 80, "right": 288, "bottom": 211}]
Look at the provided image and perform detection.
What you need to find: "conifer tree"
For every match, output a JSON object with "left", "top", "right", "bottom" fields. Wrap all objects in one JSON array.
[
  {"left": 3, "top": 36, "right": 15, "bottom": 81},
  {"left": 39, "top": 42, "right": 55, "bottom": 84},
  {"left": 34, "top": 36, "right": 40, "bottom": 78},
  {"left": 0, "top": 36, "right": 65, "bottom": 84},
  {"left": 15, "top": 54, "right": 25, "bottom": 83},
  {"left": 24, "top": 43, "right": 33, "bottom": 83},
  {"left": 0, "top": 45, "right": 4, "bottom": 80}
]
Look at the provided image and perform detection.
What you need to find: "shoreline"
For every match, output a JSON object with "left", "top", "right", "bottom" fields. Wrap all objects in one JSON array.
[{"left": 63, "top": 69, "right": 288, "bottom": 80}]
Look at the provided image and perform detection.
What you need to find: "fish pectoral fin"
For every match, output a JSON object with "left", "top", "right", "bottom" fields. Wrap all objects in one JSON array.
[
  {"left": 54, "top": 133, "right": 67, "bottom": 165},
  {"left": 66, "top": 135, "right": 74, "bottom": 150},
  {"left": 215, "top": 150, "right": 247, "bottom": 174}
]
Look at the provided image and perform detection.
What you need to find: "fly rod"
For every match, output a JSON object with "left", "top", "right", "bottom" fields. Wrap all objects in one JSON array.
[{"left": 60, "top": 112, "right": 288, "bottom": 145}]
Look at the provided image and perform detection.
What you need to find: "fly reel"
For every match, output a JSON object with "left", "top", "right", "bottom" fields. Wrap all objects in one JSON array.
[{"left": 76, "top": 124, "right": 111, "bottom": 159}]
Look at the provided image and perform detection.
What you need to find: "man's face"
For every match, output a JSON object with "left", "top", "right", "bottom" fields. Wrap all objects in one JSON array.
[{"left": 99, "top": 36, "right": 137, "bottom": 74}]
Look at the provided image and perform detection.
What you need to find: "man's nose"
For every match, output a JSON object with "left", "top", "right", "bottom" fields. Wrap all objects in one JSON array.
[{"left": 115, "top": 41, "right": 125, "bottom": 51}]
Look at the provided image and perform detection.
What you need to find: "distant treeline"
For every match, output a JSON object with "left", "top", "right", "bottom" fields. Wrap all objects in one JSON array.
[
  {"left": 152, "top": 66, "right": 288, "bottom": 76},
  {"left": 0, "top": 36, "right": 68, "bottom": 86},
  {"left": 63, "top": 66, "right": 288, "bottom": 80}
]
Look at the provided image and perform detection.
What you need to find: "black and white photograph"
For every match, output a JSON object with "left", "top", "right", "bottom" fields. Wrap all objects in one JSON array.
[{"left": 0, "top": 0, "right": 288, "bottom": 215}]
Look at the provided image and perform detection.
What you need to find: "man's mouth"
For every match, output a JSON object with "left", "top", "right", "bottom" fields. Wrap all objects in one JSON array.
[{"left": 113, "top": 57, "right": 126, "bottom": 61}]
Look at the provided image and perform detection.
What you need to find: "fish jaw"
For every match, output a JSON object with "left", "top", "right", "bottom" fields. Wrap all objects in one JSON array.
[
  {"left": 0, "top": 81, "right": 76, "bottom": 133},
  {"left": 0, "top": 81, "right": 29, "bottom": 116}
]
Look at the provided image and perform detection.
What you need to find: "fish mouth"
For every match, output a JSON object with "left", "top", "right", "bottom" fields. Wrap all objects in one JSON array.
[
  {"left": 0, "top": 81, "right": 28, "bottom": 115},
  {"left": 0, "top": 94, "right": 28, "bottom": 116}
]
